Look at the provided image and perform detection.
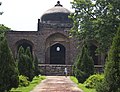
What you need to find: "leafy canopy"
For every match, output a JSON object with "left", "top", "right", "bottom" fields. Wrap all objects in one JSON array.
[{"left": 70, "top": 0, "right": 120, "bottom": 53}]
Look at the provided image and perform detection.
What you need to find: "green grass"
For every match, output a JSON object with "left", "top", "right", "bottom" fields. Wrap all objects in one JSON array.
[
  {"left": 70, "top": 76, "right": 79, "bottom": 84},
  {"left": 70, "top": 76, "right": 96, "bottom": 92},
  {"left": 10, "top": 76, "right": 46, "bottom": 92}
]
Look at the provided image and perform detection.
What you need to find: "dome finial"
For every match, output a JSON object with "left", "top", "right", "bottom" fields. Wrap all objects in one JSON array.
[{"left": 55, "top": 1, "right": 63, "bottom": 7}]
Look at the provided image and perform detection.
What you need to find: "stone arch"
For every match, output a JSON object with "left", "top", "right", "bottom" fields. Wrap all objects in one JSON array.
[
  {"left": 45, "top": 33, "right": 70, "bottom": 64},
  {"left": 45, "top": 32, "right": 69, "bottom": 49},
  {"left": 15, "top": 39, "right": 34, "bottom": 54}
]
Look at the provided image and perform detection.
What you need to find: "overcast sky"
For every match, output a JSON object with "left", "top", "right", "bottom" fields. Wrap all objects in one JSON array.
[{"left": 0, "top": 0, "right": 73, "bottom": 31}]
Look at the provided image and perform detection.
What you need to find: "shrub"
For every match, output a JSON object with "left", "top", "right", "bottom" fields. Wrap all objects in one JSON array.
[
  {"left": 19, "top": 75, "right": 30, "bottom": 87},
  {"left": 84, "top": 74, "right": 104, "bottom": 88},
  {"left": 74, "top": 68, "right": 87, "bottom": 83}
]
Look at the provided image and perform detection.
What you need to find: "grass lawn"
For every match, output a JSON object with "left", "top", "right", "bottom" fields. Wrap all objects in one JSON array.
[
  {"left": 70, "top": 76, "right": 96, "bottom": 92},
  {"left": 10, "top": 76, "right": 46, "bottom": 92}
]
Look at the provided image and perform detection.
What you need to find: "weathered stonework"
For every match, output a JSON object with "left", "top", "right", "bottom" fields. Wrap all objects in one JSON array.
[
  {"left": 6, "top": 28, "right": 77, "bottom": 65},
  {"left": 38, "top": 64, "right": 73, "bottom": 76},
  {"left": 6, "top": 1, "right": 105, "bottom": 75}
]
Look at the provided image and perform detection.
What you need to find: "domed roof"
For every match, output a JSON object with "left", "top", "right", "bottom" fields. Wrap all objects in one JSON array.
[{"left": 41, "top": 1, "right": 71, "bottom": 23}]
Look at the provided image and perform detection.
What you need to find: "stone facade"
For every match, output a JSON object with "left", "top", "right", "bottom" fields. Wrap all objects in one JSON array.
[
  {"left": 6, "top": 1, "right": 104, "bottom": 75},
  {"left": 6, "top": 28, "right": 78, "bottom": 65}
]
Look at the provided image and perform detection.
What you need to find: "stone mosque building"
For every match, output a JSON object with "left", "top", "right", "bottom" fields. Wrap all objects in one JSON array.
[{"left": 6, "top": 1, "right": 104, "bottom": 75}]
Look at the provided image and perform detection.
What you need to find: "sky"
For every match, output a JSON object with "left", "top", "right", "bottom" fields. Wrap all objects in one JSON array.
[{"left": 0, "top": 0, "right": 73, "bottom": 31}]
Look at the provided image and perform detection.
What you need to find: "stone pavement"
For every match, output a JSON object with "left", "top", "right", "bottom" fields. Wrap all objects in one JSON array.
[{"left": 31, "top": 76, "right": 83, "bottom": 92}]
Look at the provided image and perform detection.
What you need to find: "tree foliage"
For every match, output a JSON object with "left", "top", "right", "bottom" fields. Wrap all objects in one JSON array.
[
  {"left": 0, "top": 35, "right": 19, "bottom": 91},
  {"left": 0, "top": 24, "right": 10, "bottom": 34},
  {"left": 18, "top": 46, "right": 35, "bottom": 81},
  {"left": 73, "top": 45, "right": 94, "bottom": 83},
  {"left": 70, "top": 0, "right": 120, "bottom": 53},
  {"left": 96, "top": 26, "right": 120, "bottom": 92},
  {"left": 34, "top": 55, "right": 40, "bottom": 76}
]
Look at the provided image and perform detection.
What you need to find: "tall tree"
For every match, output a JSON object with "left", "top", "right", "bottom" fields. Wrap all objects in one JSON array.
[
  {"left": 18, "top": 46, "right": 25, "bottom": 75},
  {"left": 73, "top": 45, "right": 94, "bottom": 83},
  {"left": 34, "top": 55, "right": 40, "bottom": 76},
  {"left": 70, "top": 0, "right": 120, "bottom": 54},
  {"left": 18, "top": 46, "right": 34, "bottom": 81},
  {"left": 25, "top": 47, "right": 34, "bottom": 81},
  {"left": 0, "top": 35, "right": 19, "bottom": 91},
  {"left": 96, "top": 26, "right": 120, "bottom": 92}
]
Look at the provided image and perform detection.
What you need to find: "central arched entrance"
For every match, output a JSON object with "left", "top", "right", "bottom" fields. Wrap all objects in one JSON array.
[{"left": 50, "top": 43, "right": 65, "bottom": 64}]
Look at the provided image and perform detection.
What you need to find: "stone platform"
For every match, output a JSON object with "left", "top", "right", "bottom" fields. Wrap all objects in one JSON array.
[
  {"left": 38, "top": 64, "right": 104, "bottom": 76},
  {"left": 38, "top": 64, "right": 73, "bottom": 76}
]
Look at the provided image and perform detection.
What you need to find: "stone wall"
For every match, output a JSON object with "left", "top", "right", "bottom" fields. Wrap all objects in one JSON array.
[
  {"left": 38, "top": 64, "right": 73, "bottom": 76},
  {"left": 38, "top": 64, "right": 104, "bottom": 76},
  {"left": 6, "top": 29, "right": 78, "bottom": 65}
]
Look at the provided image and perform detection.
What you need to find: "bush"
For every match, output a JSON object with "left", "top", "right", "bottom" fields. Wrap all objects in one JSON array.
[
  {"left": 70, "top": 76, "right": 96, "bottom": 92},
  {"left": 19, "top": 75, "right": 30, "bottom": 87},
  {"left": 84, "top": 74, "right": 104, "bottom": 88},
  {"left": 11, "top": 76, "right": 46, "bottom": 92},
  {"left": 74, "top": 68, "right": 87, "bottom": 83}
]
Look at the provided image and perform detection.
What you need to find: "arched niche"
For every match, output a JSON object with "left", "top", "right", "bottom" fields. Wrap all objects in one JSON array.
[
  {"left": 45, "top": 33, "right": 69, "bottom": 49},
  {"left": 15, "top": 39, "right": 34, "bottom": 54}
]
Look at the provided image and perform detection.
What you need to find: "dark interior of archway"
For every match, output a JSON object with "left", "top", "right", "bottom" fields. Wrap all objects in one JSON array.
[
  {"left": 89, "top": 44, "right": 98, "bottom": 65},
  {"left": 17, "top": 43, "right": 32, "bottom": 53},
  {"left": 50, "top": 43, "right": 65, "bottom": 64}
]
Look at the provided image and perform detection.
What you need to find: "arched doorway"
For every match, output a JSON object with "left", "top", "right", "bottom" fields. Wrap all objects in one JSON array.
[{"left": 50, "top": 43, "right": 65, "bottom": 64}]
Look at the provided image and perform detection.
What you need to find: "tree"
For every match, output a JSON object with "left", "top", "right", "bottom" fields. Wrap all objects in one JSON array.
[
  {"left": 25, "top": 47, "right": 34, "bottom": 81},
  {"left": 0, "top": 35, "right": 19, "bottom": 91},
  {"left": 0, "top": 24, "right": 10, "bottom": 34},
  {"left": 18, "top": 46, "right": 25, "bottom": 75},
  {"left": 70, "top": 0, "right": 120, "bottom": 54},
  {"left": 96, "top": 26, "right": 120, "bottom": 92},
  {"left": 34, "top": 55, "right": 40, "bottom": 76},
  {"left": 18, "top": 46, "right": 35, "bottom": 81},
  {"left": 73, "top": 45, "right": 94, "bottom": 83}
]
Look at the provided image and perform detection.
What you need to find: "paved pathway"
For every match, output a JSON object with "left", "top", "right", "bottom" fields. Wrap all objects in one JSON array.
[{"left": 31, "top": 76, "right": 83, "bottom": 92}]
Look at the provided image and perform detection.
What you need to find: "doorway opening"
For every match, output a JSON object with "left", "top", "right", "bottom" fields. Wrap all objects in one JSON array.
[{"left": 50, "top": 43, "right": 65, "bottom": 64}]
